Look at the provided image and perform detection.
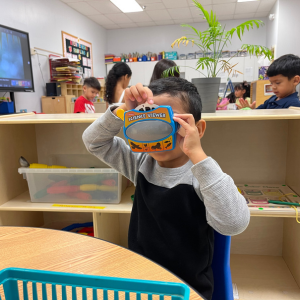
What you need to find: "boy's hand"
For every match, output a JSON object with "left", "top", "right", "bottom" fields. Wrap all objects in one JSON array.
[
  {"left": 173, "top": 114, "right": 207, "bottom": 164},
  {"left": 114, "top": 83, "right": 154, "bottom": 116}
]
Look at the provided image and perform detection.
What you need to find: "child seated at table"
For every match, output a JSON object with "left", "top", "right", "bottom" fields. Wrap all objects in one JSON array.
[
  {"left": 83, "top": 77, "right": 250, "bottom": 300},
  {"left": 238, "top": 54, "right": 300, "bottom": 109},
  {"left": 217, "top": 81, "right": 250, "bottom": 110},
  {"left": 74, "top": 77, "right": 100, "bottom": 113}
]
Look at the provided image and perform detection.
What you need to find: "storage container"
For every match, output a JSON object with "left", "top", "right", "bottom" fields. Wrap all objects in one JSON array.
[
  {"left": 0, "top": 102, "right": 14, "bottom": 114},
  {"left": 222, "top": 51, "right": 230, "bottom": 58},
  {"left": 179, "top": 54, "right": 186, "bottom": 60},
  {"left": 113, "top": 57, "right": 121, "bottom": 63},
  {"left": 165, "top": 51, "right": 177, "bottom": 60},
  {"left": 0, "top": 268, "right": 190, "bottom": 300},
  {"left": 187, "top": 53, "right": 196, "bottom": 59},
  {"left": 18, "top": 168, "right": 122, "bottom": 204},
  {"left": 195, "top": 51, "right": 203, "bottom": 58}
]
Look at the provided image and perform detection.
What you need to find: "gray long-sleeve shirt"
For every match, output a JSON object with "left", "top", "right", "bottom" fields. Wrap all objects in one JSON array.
[
  {"left": 83, "top": 107, "right": 250, "bottom": 300},
  {"left": 83, "top": 107, "right": 250, "bottom": 235}
]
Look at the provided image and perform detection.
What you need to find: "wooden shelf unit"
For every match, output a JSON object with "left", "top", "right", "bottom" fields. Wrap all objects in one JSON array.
[
  {"left": 61, "top": 83, "right": 83, "bottom": 98},
  {"left": 1, "top": 109, "right": 300, "bottom": 299}
]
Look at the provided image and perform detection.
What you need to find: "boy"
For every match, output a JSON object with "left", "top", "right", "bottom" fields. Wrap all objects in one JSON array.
[
  {"left": 83, "top": 78, "right": 249, "bottom": 300},
  {"left": 74, "top": 77, "right": 100, "bottom": 113},
  {"left": 238, "top": 54, "right": 300, "bottom": 109}
]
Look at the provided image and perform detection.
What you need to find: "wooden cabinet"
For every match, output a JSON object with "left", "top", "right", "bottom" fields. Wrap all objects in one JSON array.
[
  {"left": 2, "top": 110, "right": 300, "bottom": 299},
  {"left": 251, "top": 80, "right": 272, "bottom": 107},
  {"left": 41, "top": 96, "right": 66, "bottom": 114}
]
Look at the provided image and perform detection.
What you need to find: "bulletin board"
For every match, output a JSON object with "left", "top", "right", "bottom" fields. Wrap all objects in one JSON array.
[{"left": 62, "top": 31, "right": 93, "bottom": 78}]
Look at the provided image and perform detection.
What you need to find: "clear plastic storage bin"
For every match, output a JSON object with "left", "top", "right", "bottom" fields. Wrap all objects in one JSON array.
[{"left": 18, "top": 168, "right": 122, "bottom": 204}]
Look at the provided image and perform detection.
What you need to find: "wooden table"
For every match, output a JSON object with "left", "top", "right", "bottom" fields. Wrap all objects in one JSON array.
[{"left": 0, "top": 227, "right": 203, "bottom": 300}]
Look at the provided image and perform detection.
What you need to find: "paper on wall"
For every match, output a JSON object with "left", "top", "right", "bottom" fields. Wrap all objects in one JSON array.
[{"left": 245, "top": 67, "right": 253, "bottom": 77}]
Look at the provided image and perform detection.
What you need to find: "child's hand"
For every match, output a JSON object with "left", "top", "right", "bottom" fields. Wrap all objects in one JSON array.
[
  {"left": 118, "top": 83, "right": 154, "bottom": 112},
  {"left": 173, "top": 114, "right": 207, "bottom": 164},
  {"left": 237, "top": 98, "right": 250, "bottom": 109}
]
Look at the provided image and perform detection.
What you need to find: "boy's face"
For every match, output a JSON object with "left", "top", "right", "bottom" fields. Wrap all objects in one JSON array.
[
  {"left": 83, "top": 86, "right": 99, "bottom": 101},
  {"left": 147, "top": 94, "right": 202, "bottom": 166},
  {"left": 269, "top": 75, "right": 300, "bottom": 99}
]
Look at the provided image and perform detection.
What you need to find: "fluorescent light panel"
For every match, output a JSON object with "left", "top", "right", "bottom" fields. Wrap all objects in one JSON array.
[
  {"left": 110, "top": 0, "right": 143, "bottom": 13},
  {"left": 237, "top": 0, "right": 259, "bottom": 2}
]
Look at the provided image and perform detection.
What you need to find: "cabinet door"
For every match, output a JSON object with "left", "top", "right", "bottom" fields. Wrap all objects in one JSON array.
[
  {"left": 216, "top": 61, "right": 228, "bottom": 83},
  {"left": 128, "top": 62, "right": 144, "bottom": 86},
  {"left": 244, "top": 56, "right": 259, "bottom": 82},
  {"left": 227, "top": 57, "right": 244, "bottom": 82},
  {"left": 42, "top": 97, "right": 66, "bottom": 114},
  {"left": 144, "top": 61, "right": 157, "bottom": 86},
  {"left": 106, "top": 64, "right": 114, "bottom": 75}
]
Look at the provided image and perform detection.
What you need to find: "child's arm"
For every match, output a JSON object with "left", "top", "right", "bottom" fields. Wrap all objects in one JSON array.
[
  {"left": 83, "top": 84, "right": 154, "bottom": 184},
  {"left": 217, "top": 100, "right": 229, "bottom": 108},
  {"left": 174, "top": 114, "right": 250, "bottom": 236},
  {"left": 74, "top": 99, "right": 85, "bottom": 113}
]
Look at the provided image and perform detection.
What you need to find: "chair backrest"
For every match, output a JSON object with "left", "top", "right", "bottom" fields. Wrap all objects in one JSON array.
[{"left": 211, "top": 231, "right": 234, "bottom": 300}]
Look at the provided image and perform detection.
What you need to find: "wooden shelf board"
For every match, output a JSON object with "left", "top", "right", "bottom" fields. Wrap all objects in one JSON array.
[
  {"left": 0, "top": 186, "right": 134, "bottom": 213},
  {"left": 0, "top": 185, "right": 298, "bottom": 217},
  {"left": 249, "top": 207, "right": 299, "bottom": 217},
  {"left": 2, "top": 109, "right": 300, "bottom": 124},
  {"left": 231, "top": 254, "right": 300, "bottom": 300}
]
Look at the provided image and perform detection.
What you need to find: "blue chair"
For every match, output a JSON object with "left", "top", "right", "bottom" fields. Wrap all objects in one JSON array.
[{"left": 211, "top": 231, "right": 234, "bottom": 300}]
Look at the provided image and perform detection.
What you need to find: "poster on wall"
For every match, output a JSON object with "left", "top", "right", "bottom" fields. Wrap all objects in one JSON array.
[{"left": 62, "top": 31, "right": 93, "bottom": 78}]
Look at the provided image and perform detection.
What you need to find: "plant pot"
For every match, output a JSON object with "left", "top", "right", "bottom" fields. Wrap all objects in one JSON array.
[{"left": 192, "top": 77, "right": 221, "bottom": 113}]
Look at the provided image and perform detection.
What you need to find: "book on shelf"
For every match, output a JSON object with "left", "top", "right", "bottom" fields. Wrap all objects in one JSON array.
[
  {"left": 49, "top": 55, "right": 83, "bottom": 84},
  {"left": 237, "top": 184, "right": 300, "bottom": 208}
]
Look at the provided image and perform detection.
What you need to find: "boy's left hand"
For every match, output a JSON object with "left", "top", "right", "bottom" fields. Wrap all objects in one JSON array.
[{"left": 173, "top": 114, "right": 207, "bottom": 164}]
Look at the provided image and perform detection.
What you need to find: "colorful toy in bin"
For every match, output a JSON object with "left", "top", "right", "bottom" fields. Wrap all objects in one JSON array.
[
  {"left": 19, "top": 156, "right": 67, "bottom": 169},
  {"left": 19, "top": 156, "right": 120, "bottom": 203},
  {"left": 117, "top": 104, "right": 182, "bottom": 153},
  {"left": 62, "top": 222, "right": 94, "bottom": 237}
]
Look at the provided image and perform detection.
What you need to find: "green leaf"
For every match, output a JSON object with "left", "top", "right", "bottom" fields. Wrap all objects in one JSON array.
[{"left": 162, "top": 66, "right": 181, "bottom": 78}]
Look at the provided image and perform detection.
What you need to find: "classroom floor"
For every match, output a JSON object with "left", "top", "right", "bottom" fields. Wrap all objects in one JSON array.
[{"left": 231, "top": 254, "right": 300, "bottom": 300}]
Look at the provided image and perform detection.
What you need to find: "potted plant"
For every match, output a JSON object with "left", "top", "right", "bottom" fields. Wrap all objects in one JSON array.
[{"left": 164, "top": 0, "right": 273, "bottom": 113}]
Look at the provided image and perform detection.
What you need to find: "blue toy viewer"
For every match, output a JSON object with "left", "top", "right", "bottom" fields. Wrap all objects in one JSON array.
[{"left": 123, "top": 105, "right": 180, "bottom": 153}]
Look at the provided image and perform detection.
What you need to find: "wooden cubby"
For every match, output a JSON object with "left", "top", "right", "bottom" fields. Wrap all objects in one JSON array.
[{"left": 1, "top": 110, "right": 300, "bottom": 299}]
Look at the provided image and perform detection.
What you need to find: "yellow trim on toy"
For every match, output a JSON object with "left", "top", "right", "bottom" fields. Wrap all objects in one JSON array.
[{"left": 117, "top": 109, "right": 125, "bottom": 121}]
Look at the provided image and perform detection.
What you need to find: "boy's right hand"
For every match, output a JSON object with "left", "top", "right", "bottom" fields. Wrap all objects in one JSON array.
[{"left": 114, "top": 83, "right": 154, "bottom": 116}]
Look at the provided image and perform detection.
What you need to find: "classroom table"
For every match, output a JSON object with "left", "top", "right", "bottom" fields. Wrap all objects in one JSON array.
[{"left": 0, "top": 227, "right": 204, "bottom": 300}]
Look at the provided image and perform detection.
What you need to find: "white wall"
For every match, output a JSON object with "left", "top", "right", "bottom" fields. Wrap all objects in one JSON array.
[
  {"left": 107, "top": 18, "right": 268, "bottom": 56},
  {"left": 276, "top": 0, "right": 300, "bottom": 58},
  {"left": 0, "top": 0, "right": 106, "bottom": 113},
  {"left": 266, "top": 0, "right": 279, "bottom": 57}
]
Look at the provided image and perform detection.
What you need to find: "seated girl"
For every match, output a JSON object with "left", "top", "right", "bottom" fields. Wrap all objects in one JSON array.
[{"left": 217, "top": 81, "right": 251, "bottom": 110}]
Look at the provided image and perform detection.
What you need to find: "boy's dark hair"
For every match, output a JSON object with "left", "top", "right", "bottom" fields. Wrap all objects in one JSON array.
[
  {"left": 148, "top": 77, "right": 202, "bottom": 122},
  {"left": 83, "top": 77, "right": 101, "bottom": 91},
  {"left": 267, "top": 54, "right": 300, "bottom": 79},
  {"left": 105, "top": 62, "right": 132, "bottom": 104},
  {"left": 150, "top": 59, "right": 180, "bottom": 84}
]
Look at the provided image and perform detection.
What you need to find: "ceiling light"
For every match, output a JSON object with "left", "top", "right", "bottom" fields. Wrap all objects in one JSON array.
[
  {"left": 237, "top": 0, "right": 259, "bottom": 2},
  {"left": 110, "top": 0, "right": 143, "bottom": 13}
]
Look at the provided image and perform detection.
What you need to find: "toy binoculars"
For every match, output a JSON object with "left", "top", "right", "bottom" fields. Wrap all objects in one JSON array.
[{"left": 117, "top": 104, "right": 180, "bottom": 153}]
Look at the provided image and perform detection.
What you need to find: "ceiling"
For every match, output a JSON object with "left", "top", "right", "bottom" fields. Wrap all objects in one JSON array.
[{"left": 60, "top": 0, "right": 276, "bottom": 29}]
